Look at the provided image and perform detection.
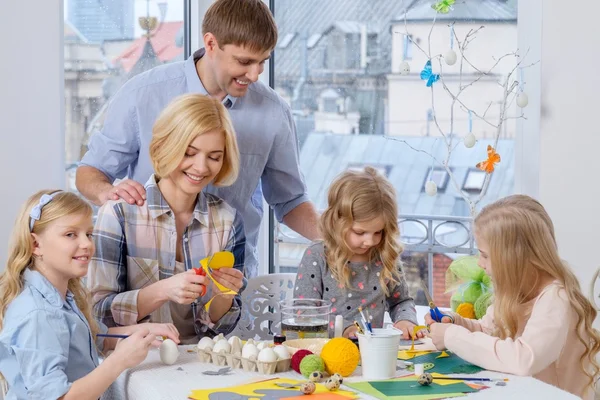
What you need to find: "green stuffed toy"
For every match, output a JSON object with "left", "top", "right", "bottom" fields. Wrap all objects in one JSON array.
[{"left": 445, "top": 256, "right": 493, "bottom": 319}]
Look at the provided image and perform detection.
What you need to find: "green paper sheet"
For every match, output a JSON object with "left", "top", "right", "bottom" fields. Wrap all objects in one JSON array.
[
  {"left": 371, "top": 381, "right": 479, "bottom": 396},
  {"left": 409, "top": 352, "right": 484, "bottom": 375},
  {"left": 345, "top": 381, "right": 466, "bottom": 400}
]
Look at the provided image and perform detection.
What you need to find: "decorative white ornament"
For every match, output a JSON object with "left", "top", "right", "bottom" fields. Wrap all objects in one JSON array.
[
  {"left": 463, "top": 133, "right": 477, "bottom": 148},
  {"left": 425, "top": 181, "right": 438, "bottom": 196},
  {"left": 516, "top": 92, "right": 529, "bottom": 108},
  {"left": 399, "top": 61, "right": 410, "bottom": 75},
  {"left": 444, "top": 50, "right": 457, "bottom": 66}
]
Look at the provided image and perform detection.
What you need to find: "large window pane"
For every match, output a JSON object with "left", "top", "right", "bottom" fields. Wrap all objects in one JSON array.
[
  {"left": 273, "top": 0, "right": 520, "bottom": 307},
  {"left": 64, "top": 0, "right": 185, "bottom": 192}
]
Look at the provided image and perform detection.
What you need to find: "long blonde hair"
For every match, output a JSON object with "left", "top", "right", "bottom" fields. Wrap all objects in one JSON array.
[
  {"left": 320, "top": 167, "right": 403, "bottom": 295},
  {"left": 0, "top": 190, "right": 99, "bottom": 339},
  {"left": 149, "top": 94, "right": 240, "bottom": 186},
  {"left": 475, "top": 194, "right": 600, "bottom": 389}
]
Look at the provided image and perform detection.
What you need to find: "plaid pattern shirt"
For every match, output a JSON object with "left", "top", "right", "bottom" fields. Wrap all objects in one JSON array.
[{"left": 87, "top": 175, "right": 246, "bottom": 339}]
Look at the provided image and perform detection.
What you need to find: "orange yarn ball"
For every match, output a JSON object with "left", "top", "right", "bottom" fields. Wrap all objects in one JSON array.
[
  {"left": 456, "top": 302, "right": 476, "bottom": 319},
  {"left": 319, "top": 338, "right": 360, "bottom": 377}
]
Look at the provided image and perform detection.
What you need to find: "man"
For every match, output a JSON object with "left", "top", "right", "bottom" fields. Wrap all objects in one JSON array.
[{"left": 76, "top": 0, "right": 319, "bottom": 277}]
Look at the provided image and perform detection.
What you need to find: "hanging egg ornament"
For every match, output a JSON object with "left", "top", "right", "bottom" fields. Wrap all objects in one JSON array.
[
  {"left": 463, "top": 132, "right": 477, "bottom": 148},
  {"left": 399, "top": 61, "right": 410, "bottom": 76},
  {"left": 516, "top": 92, "right": 529, "bottom": 108},
  {"left": 444, "top": 49, "right": 457, "bottom": 66},
  {"left": 425, "top": 181, "right": 438, "bottom": 196}
]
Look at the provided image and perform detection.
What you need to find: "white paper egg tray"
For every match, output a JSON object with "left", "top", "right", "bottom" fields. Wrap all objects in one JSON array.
[{"left": 196, "top": 348, "right": 292, "bottom": 375}]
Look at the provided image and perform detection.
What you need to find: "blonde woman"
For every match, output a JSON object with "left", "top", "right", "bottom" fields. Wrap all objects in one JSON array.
[
  {"left": 88, "top": 94, "right": 246, "bottom": 344},
  {"left": 294, "top": 167, "right": 420, "bottom": 339},
  {"left": 427, "top": 195, "right": 600, "bottom": 399},
  {"left": 0, "top": 191, "right": 177, "bottom": 400}
]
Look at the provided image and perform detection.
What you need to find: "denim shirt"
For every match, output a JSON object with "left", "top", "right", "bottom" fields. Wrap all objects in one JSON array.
[{"left": 0, "top": 269, "right": 107, "bottom": 400}]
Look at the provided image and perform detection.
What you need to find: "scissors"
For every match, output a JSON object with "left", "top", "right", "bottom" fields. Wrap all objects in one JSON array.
[{"left": 421, "top": 280, "right": 454, "bottom": 323}]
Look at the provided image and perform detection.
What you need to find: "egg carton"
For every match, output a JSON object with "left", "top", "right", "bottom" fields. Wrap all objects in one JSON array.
[{"left": 196, "top": 349, "right": 292, "bottom": 375}]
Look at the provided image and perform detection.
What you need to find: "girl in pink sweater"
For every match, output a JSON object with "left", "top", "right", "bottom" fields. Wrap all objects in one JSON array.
[{"left": 427, "top": 195, "right": 599, "bottom": 399}]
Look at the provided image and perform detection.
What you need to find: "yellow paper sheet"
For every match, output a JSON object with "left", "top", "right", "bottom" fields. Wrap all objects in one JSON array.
[
  {"left": 199, "top": 252, "right": 237, "bottom": 311},
  {"left": 189, "top": 378, "right": 358, "bottom": 400},
  {"left": 398, "top": 350, "right": 432, "bottom": 360}
]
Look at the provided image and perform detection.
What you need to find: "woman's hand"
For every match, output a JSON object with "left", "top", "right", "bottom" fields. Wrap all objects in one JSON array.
[
  {"left": 394, "top": 320, "right": 427, "bottom": 340},
  {"left": 160, "top": 270, "right": 207, "bottom": 305},
  {"left": 210, "top": 268, "right": 244, "bottom": 295}
]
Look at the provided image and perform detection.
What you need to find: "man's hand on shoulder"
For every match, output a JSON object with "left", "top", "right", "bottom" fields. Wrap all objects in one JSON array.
[{"left": 100, "top": 179, "right": 147, "bottom": 206}]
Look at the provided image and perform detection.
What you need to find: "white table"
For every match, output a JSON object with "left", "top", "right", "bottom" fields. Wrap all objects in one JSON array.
[{"left": 103, "top": 345, "right": 577, "bottom": 400}]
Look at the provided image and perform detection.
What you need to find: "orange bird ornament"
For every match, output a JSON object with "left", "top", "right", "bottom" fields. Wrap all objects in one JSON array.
[{"left": 476, "top": 145, "right": 501, "bottom": 173}]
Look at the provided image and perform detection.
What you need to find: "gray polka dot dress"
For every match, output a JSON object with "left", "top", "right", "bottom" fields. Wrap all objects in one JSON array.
[{"left": 294, "top": 242, "right": 418, "bottom": 333}]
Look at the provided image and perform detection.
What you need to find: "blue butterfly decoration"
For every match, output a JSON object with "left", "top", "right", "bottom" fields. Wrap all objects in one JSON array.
[{"left": 420, "top": 60, "right": 440, "bottom": 87}]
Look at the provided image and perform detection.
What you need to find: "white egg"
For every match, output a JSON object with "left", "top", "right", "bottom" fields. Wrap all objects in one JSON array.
[
  {"left": 256, "top": 341, "right": 269, "bottom": 351},
  {"left": 425, "top": 181, "right": 438, "bottom": 196},
  {"left": 242, "top": 343, "right": 259, "bottom": 360},
  {"left": 463, "top": 133, "right": 477, "bottom": 148},
  {"left": 516, "top": 92, "right": 529, "bottom": 108},
  {"left": 213, "top": 339, "right": 231, "bottom": 354},
  {"left": 444, "top": 49, "right": 457, "bottom": 66},
  {"left": 399, "top": 61, "right": 410, "bottom": 76},
  {"left": 257, "top": 347, "right": 278, "bottom": 363},
  {"left": 197, "top": 336, "right": 215, "bottom": 351},
  {"left": 212, "top": 333, "right": 225, "bottom": 343},
  {"left": 228, "top": 336, "right": 243, "bottom": 355},
  {"left": 272, "top": 345, "right": 291, "bottom": 360},
  {"left": 159, "top": 339, "right": 179, "bottom": 365}
]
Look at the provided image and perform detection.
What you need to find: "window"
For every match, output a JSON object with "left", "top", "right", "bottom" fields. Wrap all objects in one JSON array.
[
  {"left": 64, "top": 0, "right": 185, "bottom": 193},
  {"left": 272, "top": 0, "right": 520, "bottom": 308},
  {"left": 462, "top": 168, "right": 487, "bottom": 194}
]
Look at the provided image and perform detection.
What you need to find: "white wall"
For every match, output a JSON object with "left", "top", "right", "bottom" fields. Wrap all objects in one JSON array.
[
  {"left": 537, "top": 1, "right": 600, "bottom": 302},
  {"left": 0, "top": 0, "right": 65, "bottom": 271}
]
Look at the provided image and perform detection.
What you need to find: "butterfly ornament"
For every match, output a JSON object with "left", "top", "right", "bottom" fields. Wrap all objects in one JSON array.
[
  {"left": 476, "top": 145, "right": 501, "bottom": 173},
  {"left": 432, "top": 0, "right": 455, "bottom": 14},
  {"left": 420, "top": 60, "right": 440, "bottom": 87}
]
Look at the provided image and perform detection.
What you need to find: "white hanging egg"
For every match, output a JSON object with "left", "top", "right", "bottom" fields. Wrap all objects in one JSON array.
[
  {"left": 257, "top": 347, "right": 278, "bottom": 363},
  {"left": 444, "top": 49, "right": 457, "bottom": 66},
  {"left": 399, "top": 61, "right": 410, "bottom": 75},
  {"left": 212, "top": 339, "right": 231, "bottom": 354},
  {"left": 425, "top": 181, "right": 438, "bottom": 196},
  {"left": 463, "top": 133, "right": 477, "bottom": 148},
  {"left": 516, "top": 92, "right": 529, "bottom": 108},
  {"left": 272, "top": 345, "right": 291, "bottom": 360},
  {"left": 197, "top": 336, "right": 215, "bottom": 351},
  {"left": 159, "top": 339, "right": 179, "bottom": 365}
]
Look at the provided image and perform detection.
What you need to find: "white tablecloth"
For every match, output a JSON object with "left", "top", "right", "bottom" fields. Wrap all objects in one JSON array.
[{"left": 103, "top": 345, "right": 577, "bottom": 400}]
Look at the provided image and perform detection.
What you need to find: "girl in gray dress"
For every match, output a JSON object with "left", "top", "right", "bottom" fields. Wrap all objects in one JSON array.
[{"left": 294, "top": 167, "right": 424, "bottom": 339}]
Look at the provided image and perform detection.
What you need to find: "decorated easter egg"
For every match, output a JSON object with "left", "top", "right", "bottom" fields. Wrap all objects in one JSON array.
[
  {"left": 309, "top": 371, "right": 323, "bottom": 382},
  {"left": 324, "top": 378, "right": 341, "bottom": 391},
  {"left": 301, "top": 381, "right": 316, "bottom": 395},
  {"left": 418, "top": 372, "right": 434, "bottom": 386},
  {"left": 159, "top": 339, "right": 179, "bottom": 365},
  {"left": 331, "top": 373, "right": 344, "bottom": 385}
]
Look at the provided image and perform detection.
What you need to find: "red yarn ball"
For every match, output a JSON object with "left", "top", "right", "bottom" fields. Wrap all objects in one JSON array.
[{"left": 290, "top": 349, "right": 313, "bottom": 373}]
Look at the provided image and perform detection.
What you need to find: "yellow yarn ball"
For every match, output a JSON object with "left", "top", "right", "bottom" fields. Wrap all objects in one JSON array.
[
  {"left": 456, "top": 302, "right": 476, "bottom": 319},
  {"left": 319, "top": 338, "right": 360, "bottom": 377}
]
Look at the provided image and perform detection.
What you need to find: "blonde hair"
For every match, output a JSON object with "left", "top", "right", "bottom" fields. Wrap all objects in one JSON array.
[
  {"left": 320, "top": 167, "right": 403, "bottom": 296},
  {"left": 475, "top": 194, "right": 600, "bottom": 389},
  {"left": 149, "top": 94, "right": 240, "bottom": 186},
  {"left": 203, "top": 0, "right": 277, "bottom": 53},
  {"left": 0, "top": 190, "right": 99, "bottom": 340}
]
